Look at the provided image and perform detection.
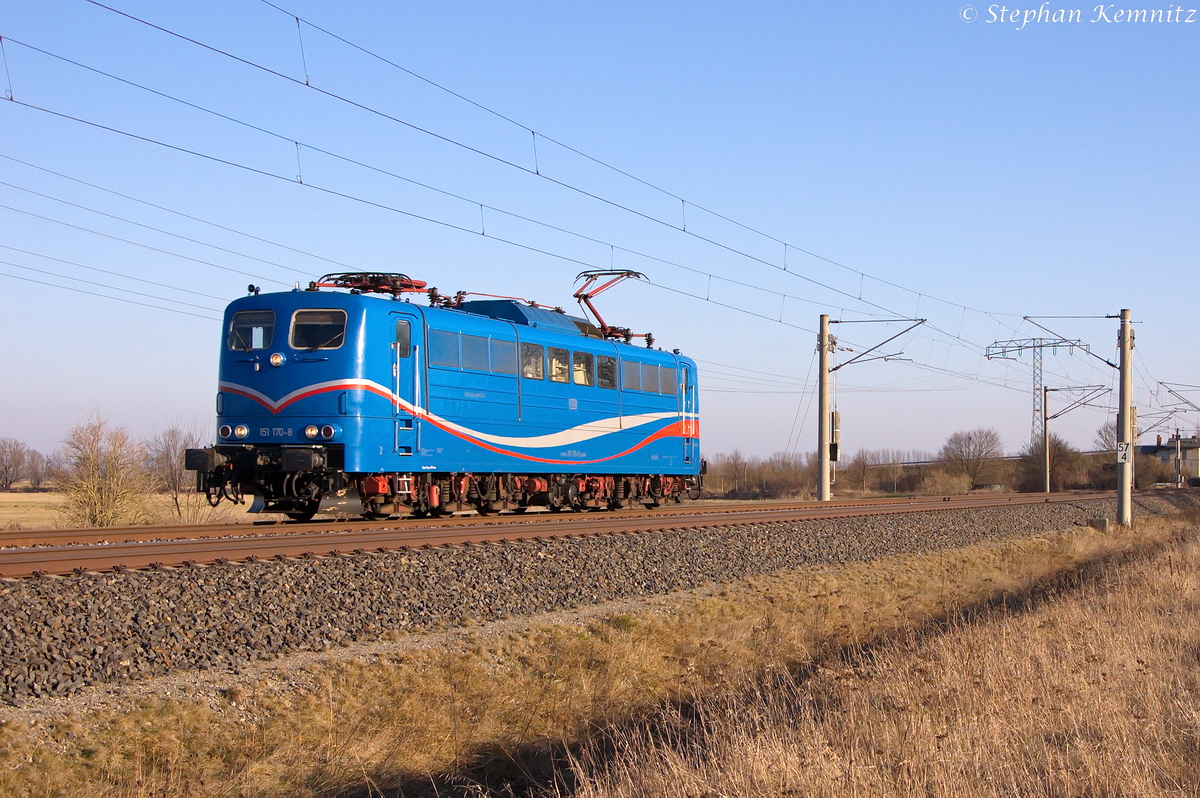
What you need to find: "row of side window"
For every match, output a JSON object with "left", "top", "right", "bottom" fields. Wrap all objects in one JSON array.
[
  {"left": 427, "top": 329, "right": 678, "bottom": 395},
  {"left": 427, "top": 329, "right": 517, "bottom": 374}
]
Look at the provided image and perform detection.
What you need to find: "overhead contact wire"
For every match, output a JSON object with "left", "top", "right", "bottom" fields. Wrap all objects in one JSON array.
[
  {"left": 0, "top": 39, "right": 860, "bottom": 317},
  {"left": 5, "top": 28, "right": 1039, "bottom": 386},
  {"left": 0, "top": 244, "right": 228, "bottom": 301},
  {"left": 256, "top": 0, "right": 1014, "bottom": 321},
  {"left": 3, "top": 34, "right": 1024, "bottom": 379},
  {"left": 0, "top": 179, "right": 308, "bottom": 278},
  {"left": 0, "top": 257, "right": 221, "bottom": 312},
  {"left": 0, "top": 153, "right": 361, "bottom": 271},
  {"left": 0, "top": 202, "right": 292, "bottom": 286},
  {"left": 0, "top": 271, "right": 221, "bottom": 320},
  {"left": 72, "top": 4, "right": 1020, "bottom": 341}
]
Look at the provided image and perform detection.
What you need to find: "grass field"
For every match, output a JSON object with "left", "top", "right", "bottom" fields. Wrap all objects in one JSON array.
[
  {"left": 571, "top": 522, "right": 1200, "bottom": 797},
  {"left": 0, "top": 490, "right": 270, "bottom": 529},
  {"left": 0, "top": 491, "right": 61, "bottom": 530},
  {"left": 0, "top": 511, "right": 1196, "bottom": 796}
]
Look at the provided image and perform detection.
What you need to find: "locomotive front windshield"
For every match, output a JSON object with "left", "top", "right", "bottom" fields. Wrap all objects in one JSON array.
[
  {"left": 227, "top": 310, "right": 275, "bottom": 351},
  {"left": 291, "top": 310, "right": 347, "bottom": 350}
]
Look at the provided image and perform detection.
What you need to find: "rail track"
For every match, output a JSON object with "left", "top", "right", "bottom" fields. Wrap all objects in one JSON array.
[{"left": 0, "top": 492, "right": 1118, "bottom": 579}]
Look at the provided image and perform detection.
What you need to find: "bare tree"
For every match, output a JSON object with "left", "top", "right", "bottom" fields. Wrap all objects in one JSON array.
[
  {"left": 1018, "top": 433, "right": 1087, "bottom": 492},
  {"left": 706, "top": 450, "right": 816, "bottom": 499},
  {"left": 45, "top": 451, "right": 65, "bottom": 482},
  {"left": 938, "top": 428, "right": 1004, "bottom": 488},
  {"left": 55, "top": 415, "right": 149, "bottom": 527},
  {"left": 878, "top": 460, "right": 905, "bottom": 493},
  {"left": 726, "top": 449, "right": 747, "bottom": 496},
  {"left": 0, "top": 438, "right": 29, "bottom": 490},
  {"left": 147, "top": 424, "right": 216, "bottom": 522},
  {"left": 25, "top": 450, "right": 48, "bottom": 489},
  {"left": 872, "top": 449, "right": 928, "bottom": 493},
  {"left": 846, "top": 449, "right": 878, "bottom": 492},
  {"left": 1094, "top": 420, "right": 1118, "bottom": 452},
  {"left": 762, "top": 451, "right": 812, "bottom": 498}
]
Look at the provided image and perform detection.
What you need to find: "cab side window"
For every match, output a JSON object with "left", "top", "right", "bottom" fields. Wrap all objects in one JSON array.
[
  {"left": 597, "top": 356, "right": 617, "bottom": 389},
  {"left": 548, "top": 348, "right": 570, "bottom": 383},
  {"left": 573, "top": 352, "right": 594, "bottom": 386},
  {"left": 521, "top": 342, "right": 544, "bottom": 379}
]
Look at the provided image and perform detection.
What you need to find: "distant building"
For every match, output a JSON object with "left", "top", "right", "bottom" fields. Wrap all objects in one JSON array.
[{"left": 1138, "top": 434, "right": 1200, "bottom": 485}]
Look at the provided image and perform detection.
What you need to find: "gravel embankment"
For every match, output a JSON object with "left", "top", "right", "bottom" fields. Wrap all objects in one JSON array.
[{"left": 1, "top": 494, "right": 1196, "bottom": 704}]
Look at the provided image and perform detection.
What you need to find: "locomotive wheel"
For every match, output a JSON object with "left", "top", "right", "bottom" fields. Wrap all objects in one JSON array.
[
  {"left": 362, "top": 510, "right": 393, "bottom": 521},
  {"left": 685, "top": 487, "right": 702, "bottom": 501},
  {"left": 284, "top": 501, "right": 319, "bottom": 523}
]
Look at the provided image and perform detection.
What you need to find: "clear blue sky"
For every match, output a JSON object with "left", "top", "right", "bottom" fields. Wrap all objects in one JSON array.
[{"left": 1, "top": 0, "right": 1196, "bottom": 458}]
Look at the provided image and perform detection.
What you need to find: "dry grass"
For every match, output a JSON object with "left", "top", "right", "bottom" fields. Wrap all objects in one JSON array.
[
  {"left": 0, "top": 491, "right": 62, "bottom": 530},
  {"left": 0, "top": 490, "right": 275, "bottom": 529},
  {"left": 571, "top": 520, "right": 1200, "bottom": 797},
  {"left": 0, "top": 513, "right": 1196, "bottom": 796},
  {"left": 914, "top": 468, "right": 973, "bottom": 495}
]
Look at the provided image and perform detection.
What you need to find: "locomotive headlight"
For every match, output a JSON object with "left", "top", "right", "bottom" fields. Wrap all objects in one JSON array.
[
  {"left": 320, "top": 425, "right": 336, "bottom": 440},
  {"left": 269, "top": 352, "right": 285, "bottom": 367},
  {"left": 304, "top": 425, "right": 319, "bottom": 439},
  {"left": 219, "top": 424, "right": 233, "bottom": 439},
  {"left": 234, "top": 424, "right": 249, "bottom": 439}
]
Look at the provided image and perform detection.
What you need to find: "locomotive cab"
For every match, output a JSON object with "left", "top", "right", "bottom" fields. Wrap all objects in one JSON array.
[{"left": 187, "top": 286, "right": 420, "bottom": 520}]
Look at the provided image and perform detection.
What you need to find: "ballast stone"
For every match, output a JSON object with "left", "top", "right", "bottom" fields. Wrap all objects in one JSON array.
[{"left": 0, "top": 494, "right": 1197, "bottom": 703}]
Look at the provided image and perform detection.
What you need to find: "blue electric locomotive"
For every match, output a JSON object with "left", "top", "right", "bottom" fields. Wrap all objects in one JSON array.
[{"left": 186, "top": 272, "right": 702, "bottom": 520}]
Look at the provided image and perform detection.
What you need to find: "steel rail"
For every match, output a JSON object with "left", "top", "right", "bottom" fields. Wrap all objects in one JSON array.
[
  {"left": 0, "top": 492, "right": 1116, "bottom": 579},
  {"left": 0, "top": 492, "right": 1100, "bottom": 548}
]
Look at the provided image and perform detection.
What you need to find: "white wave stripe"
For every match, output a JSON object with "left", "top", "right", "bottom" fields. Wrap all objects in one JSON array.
[
  {"left": 219, "top": 379, "right": 381, "bottom": 412},
  {"left": 221, "top": 379, "right": 697, "bottom": 450},
  {"left": 437, "top": 411, "right": 679, "bottom": 448}
]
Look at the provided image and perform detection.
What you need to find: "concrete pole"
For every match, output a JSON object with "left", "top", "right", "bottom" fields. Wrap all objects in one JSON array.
[
  {"left": 1043, "top": 386, "right": 1051, "bottom": 494},
  {"left": 817, "top": 314, "right": 831, "bottom": 502},
  {"left": 1177, "top": 430, "right": 1183, "bottom": 489},
  {"left": 1117, "top": 309, "right": 1133, "bottom": 526},
  {"left": 1132, "top": 406, "right": 1138, "bottom": 488}
]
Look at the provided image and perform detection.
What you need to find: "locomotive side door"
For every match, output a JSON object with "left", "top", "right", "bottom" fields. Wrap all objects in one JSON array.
[
  {"left": 681, "top": 363, "right": 699, "bottom": 464},
  {"left": 389, "top": 312, "right": 421, "bottom": 456}
]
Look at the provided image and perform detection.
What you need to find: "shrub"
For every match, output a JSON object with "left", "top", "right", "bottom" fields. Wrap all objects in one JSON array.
[
  {"left": 916, "top": 468, "right": 972, "bottom": 495},
  {"left": 54, "top": 414, "right": 150, "bottom": 527}
]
